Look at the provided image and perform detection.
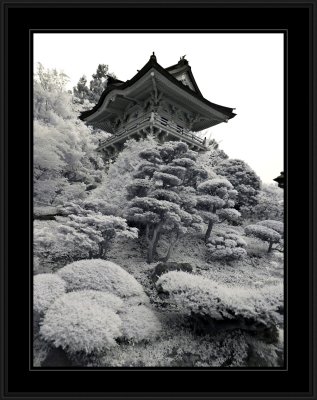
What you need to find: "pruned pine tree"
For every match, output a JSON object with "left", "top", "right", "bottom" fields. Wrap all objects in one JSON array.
[
  {"left": 214, "top": 159, "right": 262, "bottom": 210},
  {"left": 245, "top": 224, "right": 281, "bottom": 253},
  {"left": 125, "top": 142, "right": 205, "bottom": 263},
  {"left": 196, "top": 178, "right": 241, "bottom": 243}
]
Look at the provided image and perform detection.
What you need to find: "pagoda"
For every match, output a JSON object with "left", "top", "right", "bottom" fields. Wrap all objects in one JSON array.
[{"left": 80, "top": 53, "right": 236, "bottom": 159}]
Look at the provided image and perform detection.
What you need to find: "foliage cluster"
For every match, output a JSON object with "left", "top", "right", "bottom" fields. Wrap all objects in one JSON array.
[{"left": 36, "top": 260, "right": 162, "bottom": 355}]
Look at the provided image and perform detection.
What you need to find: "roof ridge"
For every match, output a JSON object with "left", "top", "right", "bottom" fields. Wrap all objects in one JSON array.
[{"left": 79, "top": 55, "right": 236, "bottom": 121}]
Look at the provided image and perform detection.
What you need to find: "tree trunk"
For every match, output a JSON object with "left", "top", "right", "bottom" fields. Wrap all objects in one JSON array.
[
  {"left": 163, "top": 232, "right": 179, "bottom": 262},
  {"left": 152, "top": 230, "right": 161, "bottom": 257},
  {"left": 205, "top": 221, "right": 214, "bottom": 243},
  {"left": 268, "top": 240, "right": 273, "bottom": 253},
  {"left": 146, "top": 223, "right": 162, "bottom": 264},
  {"left": 147, "top": 243, "right": 154, "bottom": 263}
]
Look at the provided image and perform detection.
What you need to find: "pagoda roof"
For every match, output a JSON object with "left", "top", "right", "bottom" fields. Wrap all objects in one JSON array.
[{"left": 80, "top": 54, "right": 236, "bottom": 123}]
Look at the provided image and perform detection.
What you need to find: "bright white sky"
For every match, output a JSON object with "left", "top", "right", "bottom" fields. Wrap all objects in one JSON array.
[{"left": 34, "top": 33, "right": 284, "bottom": 183}]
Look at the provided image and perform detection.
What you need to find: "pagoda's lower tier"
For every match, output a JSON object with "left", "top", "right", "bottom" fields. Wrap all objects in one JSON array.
[{"left": 97, "top": 111, "right": 207, "bottom": 159}]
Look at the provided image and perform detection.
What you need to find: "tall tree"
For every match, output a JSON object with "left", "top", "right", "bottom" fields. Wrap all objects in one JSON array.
[
  {"left": 196, "top": 178, "right": 241, "bottom": 242},
  {"left": 124, "top": 142, "right": 204, "bottom": 263},
  {"left": 34, "top": 64, "right": 105, "bottom": 206},
  {"left": 73, "top": 64, "right": 117, "bottom": 106},
  {"left": 214, "top": 159, "right": 261, "bottom": 210}
]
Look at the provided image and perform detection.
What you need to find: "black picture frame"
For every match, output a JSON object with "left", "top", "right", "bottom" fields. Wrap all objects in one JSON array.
[{"left": 1, "top": 1, "right": 316, "bottom": 399}]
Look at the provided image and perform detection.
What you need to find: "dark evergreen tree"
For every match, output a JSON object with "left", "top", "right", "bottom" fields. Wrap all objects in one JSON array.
[{"left": 125, "top": 142, "right": 204, "bottom": 263}]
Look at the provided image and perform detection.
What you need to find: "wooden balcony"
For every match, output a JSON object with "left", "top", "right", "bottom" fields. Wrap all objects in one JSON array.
[{"left": 97, "top": 112, "right": 207, "bottom": 157}]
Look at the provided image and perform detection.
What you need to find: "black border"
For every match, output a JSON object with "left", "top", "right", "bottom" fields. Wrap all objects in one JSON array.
[
  {"left": 1, "top": 1, "right": 316, "bottom": 399},
  {"left": 29, "top": 28, "right": 288, "bottom": 372}
]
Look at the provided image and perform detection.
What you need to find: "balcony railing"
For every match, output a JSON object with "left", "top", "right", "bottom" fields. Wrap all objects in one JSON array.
[{"left": 97, "top": 112, "right": 206, "bottom": 150}]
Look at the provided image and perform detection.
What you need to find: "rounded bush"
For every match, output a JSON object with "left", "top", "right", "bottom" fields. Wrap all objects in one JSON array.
[
  {"left": 206, "top": 231, "right": 247, "bottom": 262},
  {"left": 257, "top": 220, "right": 284, "bottom": 236},
  {"left": 245, "top": 225, "right": 281, "bottom": 243},
  {"left": 157, "top": 271, "right": 283, "bottom": 326},
  {"left": 57, "top": 259, "right": 148, "bottom": 304},
  {"left": 34, "top": 273, "right": 66, "bottom": 313},
  {"left": 157, "top": 271, "right": 225, "bottom": 320},
  {"left": 121, "top": 305, "right": 162, "bottom": 343},
  {"left": 65, "top": 290, "right": 124, "bottom": 312},
  {"left": 207, "top": 247, "right": 247, "bottom": 261},
  {"left": 40, "top": 291, "right": 122, "bottom": 353}
]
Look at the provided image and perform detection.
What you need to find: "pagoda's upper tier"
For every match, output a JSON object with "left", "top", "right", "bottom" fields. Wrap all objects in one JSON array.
[{"left": 79, "top": 54, "right": 236, "bottom": 133}]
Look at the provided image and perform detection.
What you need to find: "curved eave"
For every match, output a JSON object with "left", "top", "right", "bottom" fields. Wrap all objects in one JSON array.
[{"left": 79, "top": 57, "right": 236, "bottom": 122}]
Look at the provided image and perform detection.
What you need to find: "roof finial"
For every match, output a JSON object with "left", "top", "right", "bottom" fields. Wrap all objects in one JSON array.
[
  {"left": 150, "top": 51, "right": 157, "bottom": 61},
  {"left": 179, "top": 55, "right": 188, "bottom": 65}
]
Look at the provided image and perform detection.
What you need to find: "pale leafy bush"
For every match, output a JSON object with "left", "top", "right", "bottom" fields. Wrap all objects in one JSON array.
[
  {"left": 245, "top": 225, "right": 280, "bottom": 243},
  {"left": 217, "top": 208, "right": 241, "bottom": 224},
  {"left": 257, "top": 220, "right": 284, "bottom": 236},
  {"left": 57, "top": 259, "right": 149, "bottom": 304},
  {"left": 33, "top": 70, "right": 105, "bottom": 206},
  {"left": 34, "top": 273, "right": 66, "bottom": 313},
  {"left": 69, "top": 290, "right": 124, "bottom": 312},
  {"left": 206, "top": 231, "right": 247, "bottom": 262},
  {"left": 157, "top": 271, "right": 283, "bottom": 326},
  {"left": 206, "top": 247, "right": 247, "bottom": 261},
  {"left": 34, "top": 210, "right": 138, "bottom": 268},
  {"left": 250, "top": 183, "right": 284, "bottom": 221},
  {"left": 245, "top": 224, "right": 281, "bottom": 253},
  {"left": 121, "top": 305, "right": 162, "bottom": 343},
  {"left": 40, "top": 291, "right": 122, "bottom": 353},
  {"left": 90, "top": 136, "right": 158, "bottom": 216},
  {"left": 96, "top": 328, "right": 249, "bottom": 368}
]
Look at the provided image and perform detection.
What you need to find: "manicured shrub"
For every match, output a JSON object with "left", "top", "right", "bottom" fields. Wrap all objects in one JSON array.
[
  {"left": 121, "top": 305, "right": 162, "bottom": 343},
  {"left": 34, "top": 273, "right": 66, "bottom": 313},
  {"left": 57, "top": 259, "right": 148, "bottom": 305},
  {"left": 207, "top": 247, "right": 247, "bottom": 261},
  {"left": 67, "top": 289, "right": 124, "bottom": 312},
  {"left": 156, "top": 271, "right": 283, "bottom": 327},
  {"left": 206, "top": 231, "right": 247, "bottom": 262},
  {"left": 245, "top": 224, "right": 281, "bottom": 253},
  {"left": 256, "top": 220, "right": 284, "bottom": 236},
  {"left": 40, "top": 291, "right": 122, "bottom": 353}
]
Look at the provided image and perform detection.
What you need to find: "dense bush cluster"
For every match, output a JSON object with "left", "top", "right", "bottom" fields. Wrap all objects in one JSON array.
[
  {"left": 206, "top": 231, "right": 247, "bottom": 261},
  {"left": 36, "top": 260, "right": 162, "bottom": 355},
  {"left": 97, "top": 329, "right": 250, "bottom": 367},
  {"left": 120, "top": 305, "right": 162, "bottom": 343},
  {"left": 57, "top": 259, "right": 148, "bottom": 305},
  {"left": 250, "top": 184, "right": 284, "bottom": 221},
  {"left": 40, "top": 291, "right": 122, "bottom": 353},
  {"left": 257, "top": 220, "right": 284, "bottom": 236},
  {"left": 34, "top": 205, "right": 138, "bottom": 270},
  {"left": 214, "top": 159, "right": 261, "bottom": 210},
  {"left": 157, "top": 271, "right": 283, "bottom": 327},
  {"left": 34, "top": 273, "right": 66, "bottom": 314},
  {"left": 245, "top": 223, "right": 282, "bottom": 253}
]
